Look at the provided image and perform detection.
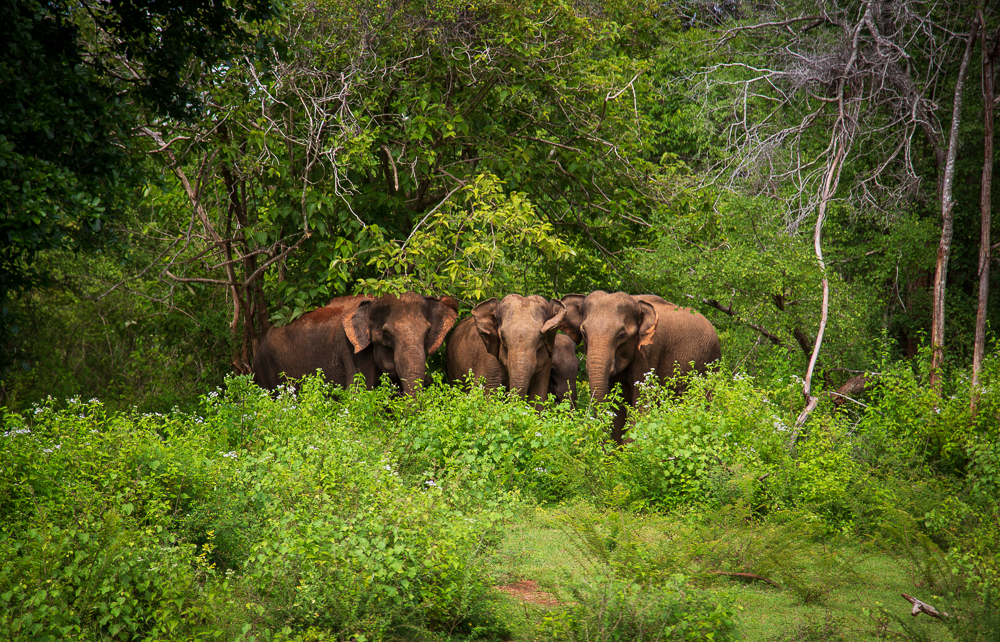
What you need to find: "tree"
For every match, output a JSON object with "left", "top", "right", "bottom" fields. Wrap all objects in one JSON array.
[
  {"left": 129, "top": 0, "right": 672, "bottom": 371},
  {"left": 0, "top": 0, "right": 278, "bottom": 371},
  {"left": 972, "top": 15, "right": 1000, "bottom": 409},
  {"left": 676, "top": 0, "right": 998, "bottom": 406}
]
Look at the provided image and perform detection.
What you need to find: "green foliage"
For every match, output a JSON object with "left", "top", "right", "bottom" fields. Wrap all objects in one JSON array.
[
  {"left": 619, "top": 371, "right": 789, "bottom": 510},
  {"left": 633, "top": 191, "right": 930, "bottom": 384},
  {"left": 133, "top": 0, "right": 672, "bottom": 334},
  {"left": 1, "top": 0, "right": 136, "bottom": 298},
  {"left": 0, "top": 0, "right": 278, "bottom": 372},
  {"left": 4, "top": 349, "right": 1000, "bottom": 639},
  {"left": 0, "top": 250, "right": 232, "bottom": 413},
  {"left": 360, "top": 173, "right": 575, "bottom": 300},
  {"left": 539, "top": 579, "right": 738, "bottom": 642},
  {"left": 768, "top": 612, "right": 850, "bottom": 642},
  {"left": 0, "top": 377, "right": 520, "bottom": 640},
  {"left": 389, "top": 375, "right": 612, "bottom": 504},
  {"left": 537, "top": 504, "right": 740, "bottom": 641}
]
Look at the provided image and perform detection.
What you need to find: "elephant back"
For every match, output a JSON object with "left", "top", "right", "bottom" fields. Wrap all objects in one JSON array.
[{"left": 641, "top": 298, "right": 721, "bottom": 376}]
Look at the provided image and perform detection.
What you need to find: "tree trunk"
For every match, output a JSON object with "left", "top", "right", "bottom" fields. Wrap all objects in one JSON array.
[
  {"left": 791, "top": 14, "right": 863, "bottom": 439},
  {"left": 930, "top": 18, "right": 980, "bottom": 392},
  {"left": 792, "top": 143, "right": 847, "bottom": 440},
  {"left": 973, "top": 20, "right": 1000, "bottom": 412}
]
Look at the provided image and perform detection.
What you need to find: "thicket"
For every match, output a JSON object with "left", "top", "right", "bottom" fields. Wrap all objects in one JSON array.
[{"left": 3, "top": 356, "right": 999, "bottom": 640}]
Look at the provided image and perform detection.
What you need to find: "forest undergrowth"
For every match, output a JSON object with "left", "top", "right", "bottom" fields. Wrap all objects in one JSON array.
[{"left": 2, "top": 354, "right": 1000, "bottom": 641}]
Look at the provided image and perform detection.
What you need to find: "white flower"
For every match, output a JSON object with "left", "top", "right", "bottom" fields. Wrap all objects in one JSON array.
[
  {"left": 535, "top": 432, "right": 542, "bottom": 438},
  {"left": 534, "top": 467, "right": 548, "bottom": 474},
  {"left": 2, "top": 427, "right": 30, "bottom": 438},
  {"left": 222, "top": 451, "right": 239, "bottom": 459},
  {"left": 425, "top": 480, "right": 436, "bottom": 487}
]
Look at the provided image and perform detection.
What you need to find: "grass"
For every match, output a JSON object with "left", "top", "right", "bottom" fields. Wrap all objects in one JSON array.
[{"left": 490, "top": 505, "right": 958, "bottom": 642}]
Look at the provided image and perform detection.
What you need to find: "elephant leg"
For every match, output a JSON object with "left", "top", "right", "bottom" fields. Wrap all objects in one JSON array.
[
  {"left": 612, "top": 405, "right": 628, "bottom": 445},
  {"left": 617, "top": 375, "right": 642, "bottom": 446},
  {"left": 606, "top": 374, "right": 635, "bottom": 445}
]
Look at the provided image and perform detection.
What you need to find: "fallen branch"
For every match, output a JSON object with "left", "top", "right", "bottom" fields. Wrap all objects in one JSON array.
[
  {"left": 711, "top": 571, "right": 780, "bottom": 588},
  {"left": 901, "top": 593, "right": 949, "bottom": 620}
]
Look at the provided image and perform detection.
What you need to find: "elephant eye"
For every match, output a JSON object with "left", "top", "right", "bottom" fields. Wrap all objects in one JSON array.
[
  {"left": 382, "top": 327, "right": 394, "bottom": 345},
  {"left": 616, "top": 329, "right": 627, "bottom": 341}
]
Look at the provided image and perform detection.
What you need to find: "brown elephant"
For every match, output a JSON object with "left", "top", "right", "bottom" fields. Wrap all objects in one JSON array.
[
  {"left": 445, "top": 294, "right": 567, "bottom": 408},
  {"left": 548, "top": 333, "right": 579, "bottom": 405},
  {"left": 560, "top": 291, "right": 721, "bottom": 444},
  {"left": 254, "top": 292, "right": 459, "bottom": 396}
]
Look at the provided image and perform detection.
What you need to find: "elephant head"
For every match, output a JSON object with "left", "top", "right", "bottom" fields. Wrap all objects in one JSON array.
[
  {"left": 343, "top": 292, "right": 459, "bottom": 396},
  {"left": 560, "top": 291, "right": 657, "bottom": 406},
  {"left": 471, "top": 294, "right": 566, "bottom": 400}
]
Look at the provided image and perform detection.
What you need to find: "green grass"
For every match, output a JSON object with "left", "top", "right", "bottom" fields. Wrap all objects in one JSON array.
[{"left": 491, "top": 506, "right": 958, "bottom": 642}]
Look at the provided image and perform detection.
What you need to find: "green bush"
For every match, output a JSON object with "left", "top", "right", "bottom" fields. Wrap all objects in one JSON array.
[
  {"left": 614, "top": 371, "right": 791, "bottom": 512},
  {"left": 3, "top": 354, "right": 1000, "bottom": 640},
  {"left": 390, "top": 376, "right": 612, "bottom": 504},
  {"left": 539, "top": 577, "right": 738, "bottom": 642},
  {"left": 0, "top": 377, "right": 524, "bottom": 640}
]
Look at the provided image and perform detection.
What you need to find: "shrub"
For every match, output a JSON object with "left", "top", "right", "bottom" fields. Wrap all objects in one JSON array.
[
  {"left": 0, "top": 376, "right": 523, "bottom": 640},
  {"left": 539, "top": 578, "right": 738, "bottom": 642}
]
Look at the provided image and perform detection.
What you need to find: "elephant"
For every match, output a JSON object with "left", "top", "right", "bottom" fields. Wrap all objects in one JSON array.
[
  {"left": 253, "top": 292, "right": 459, "bottom": 396},
  {"left": 548, "top": 333, "right": 579, "bottom": 405},
  {"left": 560, "top": 291, "right": 721, "bottom": 444},
  {"left": 445, "top": 294, "right": 567, "bottom": 408}
]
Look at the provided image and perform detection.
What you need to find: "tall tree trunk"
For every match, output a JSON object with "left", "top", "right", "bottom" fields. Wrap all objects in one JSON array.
[
  {"left": 930, "top": 18, "right": 980, "bottom": 392},
  {"left": 973, "top": 19, "right": 999, "bottom": 411},
  {"left": 792, "top": 143, "right": 848, "bottom": 441},
  {"left": 790, "top": 16, "right": 863, "bottom": 443}
]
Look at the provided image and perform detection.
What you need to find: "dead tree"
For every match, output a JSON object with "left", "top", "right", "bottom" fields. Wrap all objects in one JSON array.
[
  {"left": 930, "top": 16, "right": 980, "bottom": 391},
  {"left": 697, "top": 0, "right": 990, "bottom": 419}
]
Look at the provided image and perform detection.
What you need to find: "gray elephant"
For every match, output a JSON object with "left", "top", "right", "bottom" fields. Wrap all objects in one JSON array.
[
  {"left": 560, "top": 291, "right": 721, "bottom": 444},
  {"left": 549, "top": 333, "right": 579, "bottom": 405},
  {"left": 445, "top": 294, "right": 567, "bottom": 408},
  {"left": 253, "top": 292, "right": 459, "bottom": 396}
]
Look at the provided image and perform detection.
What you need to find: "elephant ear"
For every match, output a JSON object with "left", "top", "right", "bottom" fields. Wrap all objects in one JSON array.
[
  {"left": 471, "top": 298, "right": 501, "bottom": 357},
  {"left": 540, "top": 300, "right": 567, "bottom": 349},
  {"left": 344, "top": 300, "right": 373, "bottom": 354},
  {"left": 559, "top": 294, "right": 585, "bottom": 343},
  {"left": 637, "top": 300, "right": 658, "bottom": 353},
  {"left": 425, "top": 296, "right": 460, "bottom": 354}
]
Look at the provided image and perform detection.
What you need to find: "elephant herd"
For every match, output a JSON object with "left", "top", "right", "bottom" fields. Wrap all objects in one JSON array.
[{"left": 253, "top": 291, "right": 721, "bottom": 444}]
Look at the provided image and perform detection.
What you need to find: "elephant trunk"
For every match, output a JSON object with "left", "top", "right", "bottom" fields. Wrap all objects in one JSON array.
[
  {"left": 585, "top": 344, "right": 615, "bottom": 404},
  {"left": 506, "top": 352, "right": 538, "bottom": 399},
  {"left": 395, "top": 348, "right": 428, "bottom": 397}
]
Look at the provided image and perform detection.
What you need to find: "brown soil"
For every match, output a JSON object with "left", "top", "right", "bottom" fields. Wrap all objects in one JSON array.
[{"left": 494, "top": 579, "right": 559, "bottom": 607}]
